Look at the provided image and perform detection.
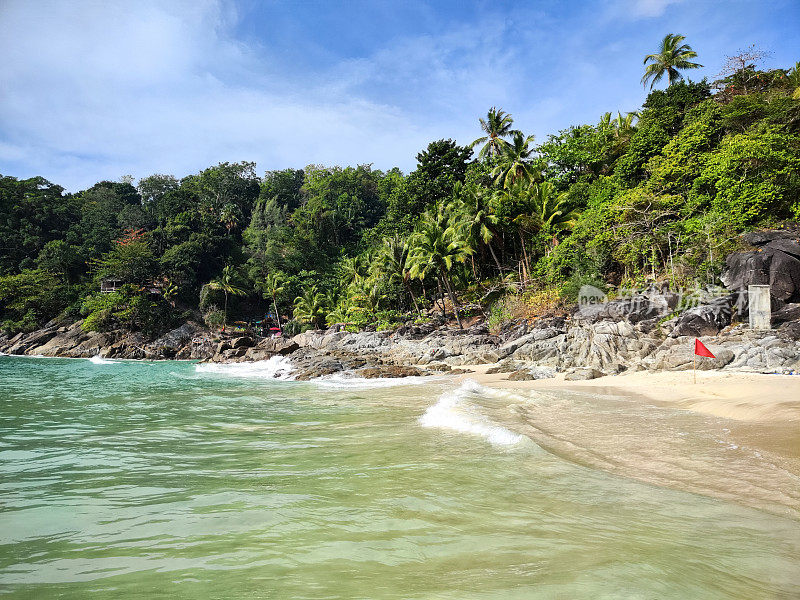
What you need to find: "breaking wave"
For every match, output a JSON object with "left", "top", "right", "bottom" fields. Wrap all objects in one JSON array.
[
  {"left": 313, "top": 372, "right": 439, "bottom": 389},
  {"left": 194, "top": 355, "right": 295, "bottom": 380},
  {"left": 88, "top": 355, "right": 118, "bottom": 365},
  {"left": 419, "top": 379, "right": 526, "bottom": 447}
]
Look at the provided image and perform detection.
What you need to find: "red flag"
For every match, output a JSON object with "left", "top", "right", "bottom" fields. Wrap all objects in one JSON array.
[{"left": 694, "top": 339, "right": 716, "bottom": 358}]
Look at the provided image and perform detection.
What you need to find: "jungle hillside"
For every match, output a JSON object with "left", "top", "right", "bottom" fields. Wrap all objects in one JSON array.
[{"left": 1, "top": 38, "right": 799, "bottom": 338}]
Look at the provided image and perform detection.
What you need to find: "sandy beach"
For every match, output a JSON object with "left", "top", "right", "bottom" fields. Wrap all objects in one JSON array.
[
  {"left": 454, "top": 366, "right": 800, "bottom": 517},
  {"left": 462, "top": 366, "right": 800, "bottom": 424}
]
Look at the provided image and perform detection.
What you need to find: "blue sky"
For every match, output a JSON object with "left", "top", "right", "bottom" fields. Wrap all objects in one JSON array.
[{"left": 1, "top": 0, "right": 798, "bottom": 191}]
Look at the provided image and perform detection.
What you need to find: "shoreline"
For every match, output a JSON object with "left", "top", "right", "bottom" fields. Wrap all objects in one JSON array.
[{"left": 459, "top": 365, "right": 800, "bottom": 424}]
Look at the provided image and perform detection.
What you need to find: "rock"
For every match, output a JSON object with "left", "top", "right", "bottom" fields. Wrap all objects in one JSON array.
[
  {"left": 507, "top": 370, "right": 537, "bottom": 381},
  {"left": 564, "top": 367, "right": 603, "bottom": 381},
  {"left": 773, "top": 303, "right": 800, "bottom": 325},
  {"left": 507, "top": 366, "right": 557, "bottom": 381},
  {"left": 574, "top": 293, "right": 673, "bottom": 324},
  {"left": 670, "top": 295, "right": 734, "bottom": 337},
  {"left": 230, "top": 336, "right": 255, "bottom": 349},
  {"left": 355, "top": 365, "right": 422, "bottom": 378},
  {"left": 485, "top": 359, "right": 519, "bottom": 374},
  {"left": 651, "top": 345, "right": 735, "bottom": 371},
  {"left": 257, "top": 337, "right": 299, "bottom": 355},
  {"left": 769, "top": 250, "right": 800, "bottom": 301},
  {"left": 721, "top": 230, "right": 800, "bottom": 303}
]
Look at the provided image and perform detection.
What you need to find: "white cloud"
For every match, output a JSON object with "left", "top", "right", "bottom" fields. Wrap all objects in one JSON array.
[
  {"left": 629, "top": 0, "right": 685, "bottom": 18},
  {"left": 0, "top": 0, "right": 445, "bottom": 190}
]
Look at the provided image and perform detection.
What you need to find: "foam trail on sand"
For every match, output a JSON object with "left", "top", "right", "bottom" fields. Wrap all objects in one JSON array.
[
  {"left": 419, "top": 379, "right": 525, "bottom": 447},
  {"left": 195, "top": 355, "right": 294, "bottom": 380}
]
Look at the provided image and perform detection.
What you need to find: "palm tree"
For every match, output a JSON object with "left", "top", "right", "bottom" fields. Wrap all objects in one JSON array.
[
  {"left": 490, "top": 131, "right": 538, "bottom": 189},
  {"left": 470, "top": 107, "right": 519, "bottom": 160},
  {"left": 207, "top": 265, "right": 247, "bottom": 331},
  {"left": 293, "top": 286, "right": 327, "bottom": 329},
  {"left": 407, "top": 210, "right": 473, "bottom": 328},
  {"left": 642, "top": 34, "right": 702, "bottom": 90},
  {"left": 497, "top": 181, "right": 580, "bottom": 282},
  {"left": 262, "top": 272, "right": 285, "bottom": 331},
  {"left": 376, "top": 235, "right": 421, "bottom": 315},
  {"left": 326, "top": 294, "right": 354, "bottom": 328},
  {"left": 450, "top": 182, "right": 503, "bottom": 275},
  {"left": 339, "top": 255, "right": 366, "bottom": 288},
  {"left": 787, "top": 62, "right": 800, "bottom": 99}
]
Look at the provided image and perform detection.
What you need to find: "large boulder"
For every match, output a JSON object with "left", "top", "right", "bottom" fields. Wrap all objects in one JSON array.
[
  {"left": 721, "top": 229, "right": 800, "bottom": 303},
  {"left": 670, "top": 295, "right": 735, "bottom": 337},
  {"left": 564, "top": 367, "right": 603, "bottom": 381},
  {"left": 256, "top": 337, "right": 299, "bottom": 355},
  {"left": 651, "top": 345, "right": 735, "bottom": 371},
  {"left": 574, "top": 292, "right": 677, "bottom": 324}
]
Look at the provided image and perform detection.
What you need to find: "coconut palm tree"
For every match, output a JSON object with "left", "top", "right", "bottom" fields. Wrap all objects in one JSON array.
[
  {"left": 262, "top": 272, "right": 285, "bottom": 330},
  {"left": 450, "top": 182, "right": 503, "bottom": 275},
  {"left": 375, "top": 235, "right": 420, "bottom": 315},
  {"left": 293, "top": 286, "right": 327, "bottom": 329},
  {"left": 490, "top": 131, "right": 538, "bottom": 189},
  {"left": 642, "top": 34, "right": 702, "bottom": 90},
  {"left": 788, "top": 61, "right": 800, "bottom": 99},
  {"left": 470, "top": 107, "right": 519, "bottom": 160},
  {"left": 407, "top": 210, "right": 473, "bottom": 328},
  {"left": 206, "top": 265, "right": 247, "bottom": 331}
]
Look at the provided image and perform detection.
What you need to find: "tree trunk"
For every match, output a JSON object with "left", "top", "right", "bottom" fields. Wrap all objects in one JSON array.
[
  {"left": 518, "top": 232, "right": 530, "bottom": 285},
  {"left": 441, "top": 271, "right": 463, "bottom": 329},
  {"left": 436, "top": 278, "right": 446, "bottom": 321},
  {"left": 223, "top": 291, "right": 228, "bottom": 332},
  {"left": 273, "top": 296, "right": 282, "bottom": 331},
  {"left": 405, "top": 279, "right": 421, "bottom": 316},
  {"left": 487, "top": 241, "right": 503, "bottom": 274}
]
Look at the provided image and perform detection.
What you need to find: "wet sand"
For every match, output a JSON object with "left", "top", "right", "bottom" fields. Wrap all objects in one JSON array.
[
  {"left": 457, "top": 367, "right": 800, "bottom": 517},
  {"left": 463, "top": 367, "right": 800, "bottom": 424}
]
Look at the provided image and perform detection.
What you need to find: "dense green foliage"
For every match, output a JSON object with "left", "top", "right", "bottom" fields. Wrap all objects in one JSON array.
[{"left": 1, "top": 46, "right": 799, "bottom": 336}]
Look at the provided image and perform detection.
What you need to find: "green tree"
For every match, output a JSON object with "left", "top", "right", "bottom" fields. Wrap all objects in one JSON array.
[
  {"left": 491, "top": 131, "right": 539, "bottom": 189},
  {"left": 293, "top": 286, "right": 327, "bottom": 329},
  {"left": 642, "top": 33, "right": 702, "bottom": 90},
  {"left": 408, "top": 209, "right": 472, "bottom": 328},
  {"left": 471, "top": 107, "right": 518, "bottom": 159},
  {"left": 375, "top": 235, "right": 420, "bottom": 314},
  {"left": 206, "top": 265, "right": 248, "bottom": 331},
  {"left": 261, "top": 272, "right": 286, "bottom": 330}
]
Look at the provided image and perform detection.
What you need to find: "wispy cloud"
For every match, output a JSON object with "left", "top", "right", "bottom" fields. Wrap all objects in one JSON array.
[
  {"left": 628, "top": 0, "right": 686, "bottom": 18},
  {"left": 0, "top": 0, "right": 797, "bottom": 191}
]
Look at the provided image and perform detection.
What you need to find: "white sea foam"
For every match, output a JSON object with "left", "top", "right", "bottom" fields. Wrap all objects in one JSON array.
[
  {"left": 419, "top": 379, "right": 525, "bottom": 447},
  {"left": 313, "top": 373, "right": 439, "bottom": 389},
  {"left": 194, "top": 355, "right": 295, "bottom": 380},
  {"left": 88, "top": 355, "right": 117, "bottom": 365}
]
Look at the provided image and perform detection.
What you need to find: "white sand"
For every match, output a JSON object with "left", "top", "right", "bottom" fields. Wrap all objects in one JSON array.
[{"left": 459, "top": 366, "right": 800, "bottom": 423}]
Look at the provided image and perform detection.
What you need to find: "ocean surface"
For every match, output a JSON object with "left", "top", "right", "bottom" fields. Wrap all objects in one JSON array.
[{"left": 1, "top": 355, "right": 798, "bottom": 599}]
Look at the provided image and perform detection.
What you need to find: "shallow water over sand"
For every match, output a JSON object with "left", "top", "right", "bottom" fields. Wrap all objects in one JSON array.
[{"left": 1, "top": 356, "right": 798, "bottom": 598}]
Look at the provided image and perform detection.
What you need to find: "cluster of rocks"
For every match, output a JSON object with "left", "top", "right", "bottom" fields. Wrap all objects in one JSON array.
[
  {"left": 3, "top": 228, "right": 800, "bottom": 381},
  {"left": 0, "top": 320, "right": 214, "bottom": 360}
]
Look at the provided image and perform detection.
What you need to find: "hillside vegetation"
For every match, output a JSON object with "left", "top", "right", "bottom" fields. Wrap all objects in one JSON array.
[{"left": 1, "top": 42, "right": 799, "bottom": 337}]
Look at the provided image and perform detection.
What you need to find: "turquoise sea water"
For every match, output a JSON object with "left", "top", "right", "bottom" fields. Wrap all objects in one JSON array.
[{"left": 0, "top": 356, "right": 798, "bottom": 599}]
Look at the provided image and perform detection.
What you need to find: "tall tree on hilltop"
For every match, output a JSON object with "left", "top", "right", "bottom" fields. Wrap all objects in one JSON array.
[
  {"left": 491, "top": 131, "right": 539, "bottom": 189},
  {"left": 642, "top": 34, "right": 702, "bottom": 90},
  {"left": 470, "top": 107, "right": 519, "bottom": 159}
]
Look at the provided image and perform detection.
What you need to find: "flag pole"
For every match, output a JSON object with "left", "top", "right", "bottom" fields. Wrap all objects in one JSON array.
[{"left": 693, "top": 351, "right": 696, "bottom": 384}]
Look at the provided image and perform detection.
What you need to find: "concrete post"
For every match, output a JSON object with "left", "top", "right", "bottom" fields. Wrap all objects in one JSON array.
[{"left": 748, "top": 285, "right": 771, "bottom": 330}]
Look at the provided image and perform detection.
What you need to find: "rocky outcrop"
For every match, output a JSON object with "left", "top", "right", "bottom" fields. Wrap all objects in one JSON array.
[{"left": 721, "top": 228, "right": 800, "bottom": 303}]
